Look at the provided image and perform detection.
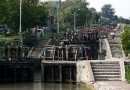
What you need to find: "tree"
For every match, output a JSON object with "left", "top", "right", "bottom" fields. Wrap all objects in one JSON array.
[
  {"left": 89, "top": 8, "right": 100, "bottom": 24},
  {"left": 89, "top": 8, "right": 96, "bottom": 12},
  {"left": 22, "top": 1, "right": 48, "bottom": 30},
  {"left": 59, "top": 0, "right": 91, "bottom": 30},
  {"left": 0, "top": 0, "right": 20, "bottom": 32},
  {"left": 45, "top": 0, "right": 102, "bottom": 31},
  {"left": 101, "top": 4, "right": 115, "bottom": 21},
  {"left": 0, "top": 0, "right": 48, "bottom": 33},
  {"left": 118, "top": 17, "right": 130, "bottom": 24}
]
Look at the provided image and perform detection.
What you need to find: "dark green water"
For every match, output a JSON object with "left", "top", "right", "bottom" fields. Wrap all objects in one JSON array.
[
  {"left": 0, "top": 72, "right": 90, "bottom": 90},
  {"left": 0, "top": 82, "right": 89, "bottom": 90}
]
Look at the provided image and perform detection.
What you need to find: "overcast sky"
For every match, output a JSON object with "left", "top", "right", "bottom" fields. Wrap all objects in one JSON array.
[{"left": 40, "top": 0, "right": 129, "bottom": 19}]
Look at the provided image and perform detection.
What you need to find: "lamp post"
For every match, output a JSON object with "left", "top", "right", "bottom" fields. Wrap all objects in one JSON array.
[
  {"left": 20, "top": 0, "right": 22, "bottom": 46},
  {"left": 57, "top": 0, "right": 61, "bottom": 33},
  {"left": 74, "top": 9, "right": 80, "bottom": 31}
]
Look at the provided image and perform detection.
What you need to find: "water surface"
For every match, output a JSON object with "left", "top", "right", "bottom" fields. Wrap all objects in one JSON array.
[{"left": 0, "top": 82, "right": 89, "bottom": 90}]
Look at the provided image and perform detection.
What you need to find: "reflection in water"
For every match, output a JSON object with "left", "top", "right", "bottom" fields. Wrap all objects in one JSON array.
[
  {"left": 0, "top": 72, "right": 90, "bottom": 90},
  {"left": 0, "top": 82, "right": 88, "bottom": 90}
]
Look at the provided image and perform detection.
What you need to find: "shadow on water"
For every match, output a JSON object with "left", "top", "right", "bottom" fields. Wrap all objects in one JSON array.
[
  {"left": 0, "top": 82, "right": 92, "bottom": 90},
  {"left": 0, "top": 61, "right": 93, "bottom": 90},
  {"left": 0, "top": 71, "right": 92, "bottom": 90}
]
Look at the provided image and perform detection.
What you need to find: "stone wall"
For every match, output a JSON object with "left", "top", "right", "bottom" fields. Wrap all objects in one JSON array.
[
  {"left": 77, "top": 61, "right": 94, "bottom": 83},
  {"left": 104, "top": 38, "right": 113, "bottom": 59}
]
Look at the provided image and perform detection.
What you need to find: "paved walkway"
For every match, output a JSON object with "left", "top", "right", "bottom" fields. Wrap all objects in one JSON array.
[{"left": 94, "top": 81, "right": 130, "bottom": 90}]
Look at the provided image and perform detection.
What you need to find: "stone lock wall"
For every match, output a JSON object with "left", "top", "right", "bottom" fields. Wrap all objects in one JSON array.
[{"left": 77, "top": 61, "right": 94, "bottom": 83}]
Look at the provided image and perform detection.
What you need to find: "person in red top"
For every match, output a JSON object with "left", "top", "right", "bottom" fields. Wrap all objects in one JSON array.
[{"left": 85, "top": 56, "right": 92, "bottom": 60}]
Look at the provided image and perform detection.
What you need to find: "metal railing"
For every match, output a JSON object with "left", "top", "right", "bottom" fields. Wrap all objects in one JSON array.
[{"left": 43, "top": 45, "right": 89, "bottom": 61}]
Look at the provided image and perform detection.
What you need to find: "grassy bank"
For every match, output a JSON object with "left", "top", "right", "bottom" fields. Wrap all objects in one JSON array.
[
  {"left": 124, "top": 25, "right": 130, "bottom": 31},
  {"left": 41, "top": 32, "right": 64, "bottom": 40},
  {"left": 120, "top": 25, "right": 130, "bottom": 56},
  {"left": 125, "top": 63, "right": 130, "bottom": 83}
]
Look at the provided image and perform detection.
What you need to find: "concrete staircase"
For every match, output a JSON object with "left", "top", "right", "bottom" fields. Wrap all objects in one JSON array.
[
  {"left": 107, "top": 29, "right": 125, "bottom": 58},
  {"left": 91, "top": 61, "right": 122, "bottom": 81},
  {"left": 29, "top": 40, "right": 47, "bottom": 58},
  {"left": 108, "top": 38, "right": 124, "bottom": 58}
]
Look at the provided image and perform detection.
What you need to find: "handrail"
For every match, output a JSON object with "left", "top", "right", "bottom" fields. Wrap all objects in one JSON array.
[{"left": 27, "top": 46, "right": 35, "bottom": 58}]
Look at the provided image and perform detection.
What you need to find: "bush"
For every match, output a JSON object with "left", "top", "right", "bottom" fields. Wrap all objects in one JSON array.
[
  {"left": 0, "top": 40, "right": 6, "bottom": 47},
  {"left": 23, "top": 34, "right": 38, "bottom": 47},
  {"left": 120, "top": 25, "right": 130, "bottom": 56},
  {"left": 5, "top": 33, "right": 16, "bottom": 37},
  {"left": 124, "top": 25, "right": 130, "bottom": 31},
  {"left": 41, "top": 32, "right": 52, "bottom": 40},
  {"left": 0, "top": 32, "right": 4, "bottom": 35}
]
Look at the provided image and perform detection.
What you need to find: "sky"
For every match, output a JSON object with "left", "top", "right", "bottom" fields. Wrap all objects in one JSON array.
[{"left": 40, "top": 0, "right": 129, "bottom": 19}]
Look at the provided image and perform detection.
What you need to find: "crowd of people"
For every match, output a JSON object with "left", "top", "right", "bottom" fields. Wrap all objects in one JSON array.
[{"left": 63, "top": 28, "right": 109, "bottom": 44}]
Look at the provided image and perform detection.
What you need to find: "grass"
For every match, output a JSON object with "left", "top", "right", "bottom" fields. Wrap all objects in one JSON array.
[
  {"left": 41, "top": 32, "right": 64, "bottom": 40},
  {"left": 125, "top": 63, "right": 130, "bottom": 83},
  {"left": 0, "top": 40, "right": 6, "bottom": 47},
  {"left": 124, "top": 25, "right": 130, "bottom": 31},
  {"left": 121, "top": 25, "right": 130, "bottom": 56}
]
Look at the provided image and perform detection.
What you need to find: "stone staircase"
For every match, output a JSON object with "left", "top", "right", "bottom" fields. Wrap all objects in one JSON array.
[
  {"left": 29, "top": 40, "right": 47, "bottom": 58},
  {"left": 107, "top": 29, "right": 125, "bottom": 58},
  {"left": 91, "top": 61, "right": 122, "bottom": 81},
  {"left": 108, "top": 38, "right": 124, "bottom": 58}
]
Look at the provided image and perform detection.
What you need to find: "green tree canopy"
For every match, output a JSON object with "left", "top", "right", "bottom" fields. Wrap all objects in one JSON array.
[
  {"left": 89, "top": 8, "right": 100, "bottom": 24},
  {"left": 0, "top": 0, "right": 48, "bottom": 33},
  {"left": 118, "top": 17, "right": 130, "bottom": 24},
  {"left": 59, "top": 0, "right": 91, "bottom": 30},
  {"left": 101, "top": 4, "right": 115, "bottom": 20}
]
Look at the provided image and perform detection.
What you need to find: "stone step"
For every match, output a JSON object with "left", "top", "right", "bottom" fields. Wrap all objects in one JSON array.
[
  {"left": 92, "top": 66, "right": 120, "bottom": 69},
  {"left": 91, "top": 63, "right": 119, "bottom": 65},
  {"left": 91, "top": 64, "right": 120, "bottom": 66},
  {"left": 91, "top": 61, "right": 121, "bottom": 81},
  {"left": 94, "top": 75, "right": 121, "bottom": 78},
  {"left": 93, "top": 72, "right": 120, "bottom": 75},
  {"left": 92, "top": 69, "right": 120, "bottom": 72},
  {"left": 111, "top": 51, "right": 122, "bottom": 53},
  {"left": 92, "top": 65, "right": 120, "bottom": 67},
  {"left": 109, "top": 44, "right": 121, "bottom": 47},
  {"left": 91, "top": 62, "right": 119, "bottom": 64},
  {"left": 95, "top": 78, "right": 121, "bottom": 81}
]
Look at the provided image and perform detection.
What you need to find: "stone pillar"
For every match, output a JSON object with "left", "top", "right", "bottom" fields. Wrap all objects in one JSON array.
[
  {"left": 59, "top": 65, "right": 62, "bottom": 82},
  {"left": 52, "top": 65, "right": 54, "bottom": 81},
  {"left": 77, "top": 61, "right": 94, "bottom": 83},
  {"left": 14, "top": 64, "right": 16, "bottom": 81},
  {"left": 70, "top": 66, "right": 71, "bottom": 81},
  {"left": 120, "top": 61, "right": 126, "bottom": 81},
  {"left": 41, "top": 63, "right": 44, "bottom": 81}
]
